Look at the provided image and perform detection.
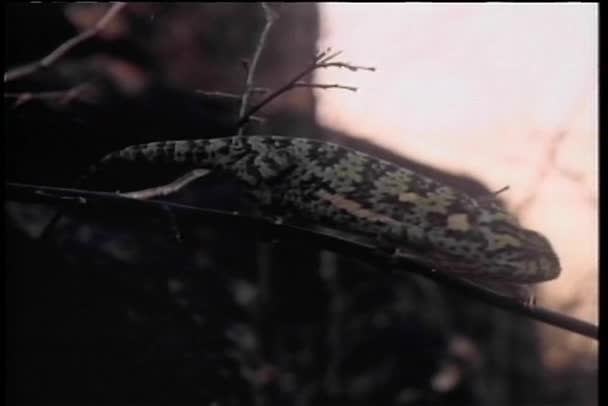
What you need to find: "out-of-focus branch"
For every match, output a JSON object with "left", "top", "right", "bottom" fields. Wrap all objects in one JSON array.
[
  {"left": 292, "top": 82, "right": 358, "bottom": 92},
  {"left": 4, "top": 2, "right": 127, "bottom": 83},
  {"left": 5, "top": 181, "right": 599, "bottom": 341},
  {"left": 237, "top": 2, "right": 278, "bottom": 136},
  {"left": 515, "top": 131, "right": 567, "bottom": 215},
  {"left": 515, "top": 130, "right": 597, "bottom": 214},
  {"left": 196, "top": 90, "right": 243, "bottom": 100},
  {"left": 4, "top": 83, "right": 97, "bottom": 107}
]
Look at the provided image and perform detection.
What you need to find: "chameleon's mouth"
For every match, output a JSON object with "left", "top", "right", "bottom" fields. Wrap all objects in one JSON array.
[
  {"left": 520, "top": 229, "right": 562, "bottom": 282},
  {"left": 485, "top": 245, "right": 561, "bottom": 283},
  {"left": 420, "top": 233, "right": 561, "bottom": 284},
  {"left": 523, "top": 247, "right": 562, "bottom": 282}
]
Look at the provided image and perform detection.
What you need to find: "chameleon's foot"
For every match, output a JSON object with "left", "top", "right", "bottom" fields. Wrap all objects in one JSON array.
[
  {"left": 121, "top": 169, "right": 211, "bottom": 200},
  {"left": 461, "top": 278, "right": 536, "bottom": 306},
  {"left": 500, "top": 283, "right": 535, "bottom": 307},
  {"left": 518, "top": 285, "right": 536, "bottom": 308}
]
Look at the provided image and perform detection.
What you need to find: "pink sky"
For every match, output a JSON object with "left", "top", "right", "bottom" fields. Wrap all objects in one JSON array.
[{"left": 315, "top": 3, "right": 598, "bottom": 330}]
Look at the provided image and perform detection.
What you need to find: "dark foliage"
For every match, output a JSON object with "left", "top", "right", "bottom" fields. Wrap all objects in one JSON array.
[{"left": 5, "top": 3, "right": 595, "bottom": 406}]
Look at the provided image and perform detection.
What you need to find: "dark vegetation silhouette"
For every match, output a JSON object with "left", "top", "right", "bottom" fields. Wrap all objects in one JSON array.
[{"left": 5, "top": 3, "right": 597, "bottom": 405}]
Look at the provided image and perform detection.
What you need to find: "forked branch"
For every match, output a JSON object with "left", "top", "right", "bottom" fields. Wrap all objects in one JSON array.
[{"left": 236, "top": 49, "right": 375, "bottom": 131}]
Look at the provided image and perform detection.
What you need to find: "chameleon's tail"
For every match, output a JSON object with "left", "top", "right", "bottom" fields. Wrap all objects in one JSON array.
[
  {"left": 95, "top": 137, "right": 249, "bottom": 171},
  {"left": 38, "top": 137, "right": 249, "bottom": 240}
]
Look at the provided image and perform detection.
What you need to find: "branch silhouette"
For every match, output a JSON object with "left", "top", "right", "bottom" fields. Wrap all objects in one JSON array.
[
  {"left": 4, "top": 2, "right": 127, "bottom": 83},
  {"left": 6, "top": 181, "right": 598, "bottom": 341}
]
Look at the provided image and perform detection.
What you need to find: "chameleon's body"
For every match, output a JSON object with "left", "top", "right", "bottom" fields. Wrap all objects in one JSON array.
[{"left": 95, "top": 135, "right": 560, "bottom": 284}]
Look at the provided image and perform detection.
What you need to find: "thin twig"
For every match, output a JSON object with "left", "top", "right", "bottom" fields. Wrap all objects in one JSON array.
[
  {"left": 120, "top": 169, "right": 211, "bottom": 200},
  {"left": 4, "top": 84, "right": 96, "bottom": 107},
  {"left": 293, "top": 82, "right": 358, "bottom": 92},
  {"left": 5, "top": 181, "right": 599, "bottom": 341},
  {"left": 315, "top": 61, "right": 376, "bottom": 72},
  {"left": 475, "top": 185, "right": 511, "bottom": 203},
  {"left": 236, "top": 50, "right": 375, "bottom": 131},
  {"left": 250, "top": 87, "right": 271, "bottom": 94},
  {"left": 493, "top": 185, "right": 510, "bottom": 196},
  {"left": 195, "top": 90, "right": 242, "bottom": 100},
  {"left": 237, "top": 2, "right": 277, "bottom": 136},
  {"left": 194, "top": 90, "right": 266, "bottom": 124},
  {"left": 229, "top": 7, "right": 279, "bottom": 401},
  {"left": 196, "top": 88, "right": 271, "bottom": 100},
  {"left": 317, "top": 49, "right": 343, "bottom": 64},
  {"left": 4, "top": 2, "right": 127, "bottom": 83}
]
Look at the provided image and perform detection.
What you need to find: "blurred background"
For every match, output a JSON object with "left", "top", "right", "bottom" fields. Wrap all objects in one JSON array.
[
  {"left": 315, "top": 1, "right": 598, "bottom": 368},
  {"left": 5, "top": 3, "right": 597, "bottom": 405}
]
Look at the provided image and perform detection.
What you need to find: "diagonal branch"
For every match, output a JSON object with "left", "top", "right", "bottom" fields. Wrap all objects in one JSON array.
[
  {"left": 515, "top": 131, "right": 567, "bottom": 215},
  {"left": 120, "top": 169, "right": 211, "bottom": 200},
  {"left": 4, "top": 2, "right": 127, "bottom": 83},
  {"left": 4, "top": 83, "right": 97, "bottom": 107},
  {"left": 292, "top": 82, "right": 358, "bottom": 92},
  {"left": 5, "top": 181, "right": 598, "bottom": 341}
]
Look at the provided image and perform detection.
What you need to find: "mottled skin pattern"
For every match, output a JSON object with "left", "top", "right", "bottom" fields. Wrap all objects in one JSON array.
[{"left": 96, "top": 135, "right": 561, "bottom": 284}]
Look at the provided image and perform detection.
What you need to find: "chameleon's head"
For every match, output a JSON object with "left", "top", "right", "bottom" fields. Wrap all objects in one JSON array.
[
  {"left": 469, "top": 201, "right": 562, "bottom": 283},
  {"left": 425, "top": 196, "right": 560, "bottom": 283}
]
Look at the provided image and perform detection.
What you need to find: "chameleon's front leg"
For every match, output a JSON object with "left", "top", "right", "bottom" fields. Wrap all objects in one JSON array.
[
  {"left": 459, "top": 278, "right": 536, "bottom": 307},
  {"left": 120, "top": 169, "right": 211, "bottom": 200}
]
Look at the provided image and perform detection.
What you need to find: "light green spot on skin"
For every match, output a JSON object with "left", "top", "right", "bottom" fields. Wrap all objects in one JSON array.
[
  {"left": 142, "top": 144, "right": 161, "bottom": 160},
  {"left": 398, "top": 192, "right": 420, "bottom": 204},
  {"left": 173, "top": 143, "right": 190, "bottom": 162},
  {"left": 375, "top": 170, "right": 414, "bottom": 195},
  {"left": 316, "top": 190, "right": 402, "bottom": 226},
  {"left": 447, "top": 213, "right": 470, "bottom": 231},
  {"left": 493, "top": 234, "right": 522, "bottom": 249}
]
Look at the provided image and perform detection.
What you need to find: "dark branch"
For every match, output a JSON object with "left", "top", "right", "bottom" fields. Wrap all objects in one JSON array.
[
  {"left": 5, "top": 181, "right": 598, "bottom": 341},
  {"left": 292, "top": 82, "right": 358, "bottom": 92},
  {"left": 4, "top": 84, "right": 97, "bottom": 107},
  {"left": 4, "top": 2, "right": 127, "bottom": 83}
]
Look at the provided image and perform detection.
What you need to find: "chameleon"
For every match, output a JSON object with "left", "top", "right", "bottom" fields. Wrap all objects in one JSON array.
[{"left": 90, "top": 135, "right": 561, "bottom": 286}]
